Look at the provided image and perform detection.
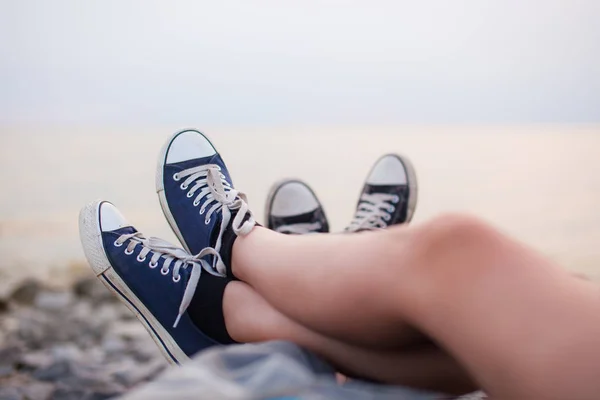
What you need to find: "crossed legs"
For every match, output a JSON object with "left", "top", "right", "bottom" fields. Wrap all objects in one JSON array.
[
  {"left": 81, "top": 128, "right": 600, "bottom": 399},
  {"left": 227, "top": 214, "right": 600, "bottom": 399},
  {"left": 223, "top": 280, "right": 475, "bottom": 394}
]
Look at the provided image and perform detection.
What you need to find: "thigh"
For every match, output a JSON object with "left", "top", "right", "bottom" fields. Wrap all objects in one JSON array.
[
  {"left": 233, "top": 226, "right": 426, "bottom": 347},
  {"left": 395, "top": 216, "right": 600, "bottom": 399},
  {"left": 223, "top": 281, "right": 477, "bottom": 395}
]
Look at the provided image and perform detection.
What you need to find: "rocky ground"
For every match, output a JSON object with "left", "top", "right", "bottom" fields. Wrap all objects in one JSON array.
[
  {"left": 0, "top": 275, "right": 487, "bottom": 400},
  {"left": 0, "top": 276, "right": 168, "bottom": 400}
]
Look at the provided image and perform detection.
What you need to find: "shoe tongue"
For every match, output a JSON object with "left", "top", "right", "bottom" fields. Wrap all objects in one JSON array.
[
  {"left": 364, "top": 184, "right": 401, "bottom": 196},
  {"left": 170, "top": 154, "right": 219, "bottom": 170},
  {"left": 272, "top": 209, "right": 319, "bottom": 227},
  {"left": 110, "top": 226, "right": 138, "bottom": 235}
]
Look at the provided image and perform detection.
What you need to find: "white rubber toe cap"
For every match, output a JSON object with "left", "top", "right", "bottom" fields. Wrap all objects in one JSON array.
[
  {"left": 366, "top": 155, "right": 408, "bottom": 185},
  {"left": 270, "top": 181, "right": 320, "bottom": 217},
  {"left": 100, "top": 202, "right": 130, "bottom": 232},
  {"left": 166, "top": 130, "right": 216, "bottom": 164}
]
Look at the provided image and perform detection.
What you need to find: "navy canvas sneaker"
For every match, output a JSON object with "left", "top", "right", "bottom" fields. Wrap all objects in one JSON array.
[
  {"left": 346, "top": 154, "right": 418, "bottom": 232},
  {"left": 156, "top": 129, "right": 256, "bottom": 276},
  {"left": 265, "top": 179, "right": 329, "bottom": 234},
  {"left": 79, "top": 200, "right": 236, "bottom": 365}
]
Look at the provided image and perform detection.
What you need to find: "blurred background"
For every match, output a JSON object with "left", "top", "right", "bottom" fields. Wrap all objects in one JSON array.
[
  {"left": 1, "top": 0, "right": 600, "bottom": 289},
  {"left": 1, "top": 1, "right": 599, "bottom": 397}
]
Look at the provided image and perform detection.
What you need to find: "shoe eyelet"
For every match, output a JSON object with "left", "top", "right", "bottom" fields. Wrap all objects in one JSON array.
[
  {"left": 114, "top": 240, "right": 123, "bottom": 247},
  {"left": 388, "top": 206, "right": 395, "bottom": 212},
  {"left": 193, "top": 200, "right": 199, "bottom": 206},
  {"left": 180, "top": 183, "right": 188, "bottom": 190},
  {"left": 149, "top": 261, "right": 159, "bottom": 269},
  {"left": 392, "top": 195, "right": 400, "bottom": 204},
  {"left": 160, "top": 268, "right": 170, "bottom": 276},
  {"left": 199, "top": 208, "right": 205, "bottom": 215},
  {"left": 124, "top": 248, "right": 134, "bottom": 255},
  {"left": 204, "top": 218, "right": 210, "bottom": 225},
  {"left": 186, "top": 191, "right": 193, "bottom": 198},
  {"left": 136, "top": 254, "right": 146, "bottom": 262},
  {"left": 384, "top": 215, "right": 391, "bottom": 221},
  {"left": 173, "top": 173, "right": 180, "bottom": 181},
  {"left": 172, "top": 275, "right": 181, "bottom": 283}
]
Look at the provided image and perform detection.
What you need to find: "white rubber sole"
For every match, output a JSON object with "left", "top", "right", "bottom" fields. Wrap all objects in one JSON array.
[{"left": 78, "top": 200, "right": 189, "bottom": 365}]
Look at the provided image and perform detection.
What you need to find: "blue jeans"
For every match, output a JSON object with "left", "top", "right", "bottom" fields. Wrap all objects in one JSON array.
[{"left": 120, "top": 341, "right": 481, "bottom": 399}]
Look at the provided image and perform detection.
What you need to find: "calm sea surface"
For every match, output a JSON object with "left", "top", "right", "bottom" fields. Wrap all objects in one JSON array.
[{"left": 1, "top": 125, "right": 599, "bottom": 290}]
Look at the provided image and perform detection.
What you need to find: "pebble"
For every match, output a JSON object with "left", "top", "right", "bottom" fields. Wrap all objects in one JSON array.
[
  {"left": 0, "top": 364, "right": 15, "bottom": 378},
  {"left": 0, "top": 387, "right": 21, "bottom": 400},
  {"left": 19, "top": 351, "right": 54, "bottom": 370},
  {"left": 20, "top": 381, "right": 54, "bottom": 400},
  {"left": 34, "top": 291, "right": 73, "bottom": 312},
  {"left": 9, "top": 279, "right": 42, "bottom": 305},
  {"left": 112, "top": 359, "right": 165, "bottom": 387},
  {"left": 0, "top": 276, "right": 167, "bottom": 399},
  {"left": 0, "top": 297, "right": 8, "bottom": 314},
  {"left": 72, "top": 277, "right": 115, "bottom": 304},
  {"left": 101, "top": 336, "right": 127, "bottom": 355}
]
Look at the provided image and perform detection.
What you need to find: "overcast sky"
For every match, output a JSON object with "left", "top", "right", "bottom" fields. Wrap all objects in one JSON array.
[{"left": 1, "top": 0, "right": 599, "bottom": 125}]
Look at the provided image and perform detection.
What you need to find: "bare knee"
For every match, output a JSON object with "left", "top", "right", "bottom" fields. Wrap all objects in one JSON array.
[
  {"left": 412, "top": 213, "right": 502, "bottom": 268},
  {"left": 390, "top": 213, "right": 509, "bottom": 306}
]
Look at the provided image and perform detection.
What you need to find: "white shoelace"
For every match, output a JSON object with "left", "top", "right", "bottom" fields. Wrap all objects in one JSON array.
[
  {"left": 345, "top": 193, "right": 399, "bottom": 232},
  {"left": 173, "top": 165, "right": 255, "bottom": 274},
  {"left": 114, "top": 233, "right": 222, "bottom": 328},
  {"left": 275, "top": 222, "right": 322, "bottom": 235}
]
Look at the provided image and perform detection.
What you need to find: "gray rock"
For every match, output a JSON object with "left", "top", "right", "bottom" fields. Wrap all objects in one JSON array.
[
  {"left": 1, "top": 285, "right": 161, "bottom": 400},
  {"left": 19, "top": 381, "right": 54, "bottom": 400},
  {"left": 34, "top": 291, "right": 73, "bottom": 312},
  {"left": 128, "top": 341, "right": 162, "bottom": 364},
  {"left": 101, "top": 336, "right": 126, "bottom": 355},
  {"left": 84, "top": 388, "right": 123, "bottom": 400},
  {"left": 0, "top": 364, "right": 15, "bottom": 378},
  {"left": 33, "top": 359, "right": 124, "bottom": 393},
  {"left": 76, "top": 346, "right": 105, "bottom": 365},
  {"left": 110, "top": 321, "right": 146, "bottom": 341},
  {"left": 32, "top": 360, "right": 73, "bottom": 382},
  {"left": 50, "top": 344, "right": 83, "bottom": 362},
  {"left": 49, "top": 387, "right": 86, "bottom": 400},
  {"left": 0, "top": 387, "right": 22, "bottom": 400},
  {"left": 114, "top": 304, "right": 135, "bottom": 321},
  {"left": 0, "top": 296, "right": 8, "bottom": 313},
  {"left": 0, "top": 345, "right": 23, "bottom": 366},
  {"left": 16, "top": 313, "right": 53, "bottom": 348},
  {"left": 93, "top": 304, "right": 121, "bottom": 327},
  {"left": 70, "top": 301, "right": 94, "bottom": 320},
  {"left": 19, "top": 351, "right": 53, "bottom": 370},
  {"left": 112, "top": 359, "right": 165, "bottom": 387},
  {"left": 72, "top": 277, "right": 114, "bottom": 304},
  {"left": 10, "top": 279, "right": 42, "bottom": 305}
]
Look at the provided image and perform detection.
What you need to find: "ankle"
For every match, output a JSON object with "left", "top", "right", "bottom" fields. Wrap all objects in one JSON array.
[
  {"left": 222, "top": 281, "right": 266, "bottom": 343},
  {"left": 230, "top": 225, "right": 275, "bottom": 282}
]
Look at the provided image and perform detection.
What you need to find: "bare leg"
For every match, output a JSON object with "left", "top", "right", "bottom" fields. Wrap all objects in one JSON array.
[
  {"left": 232, "top": 215, "right": 600, "bottom": 399},
  {"left": 223, "top": 281, "right": 476, "bottom": 395},
  {"left": 233, "top": 226, "right": 422, "bottom": 348}
]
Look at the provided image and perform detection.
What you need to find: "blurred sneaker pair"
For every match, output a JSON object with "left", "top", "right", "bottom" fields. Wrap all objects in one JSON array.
[
  {"left": 265, "top": 153, "right": 417, "bottom": 235},
  {"left": 79, "top": 129, "right": 417, "bottom": 365}
]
